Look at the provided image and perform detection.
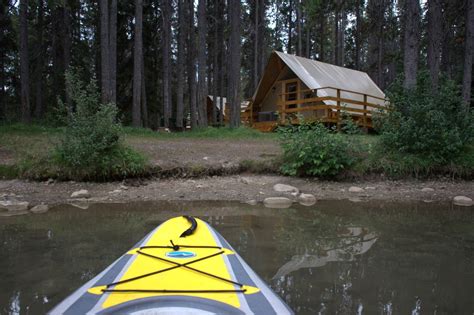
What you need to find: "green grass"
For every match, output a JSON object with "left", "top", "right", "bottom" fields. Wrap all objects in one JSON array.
[
  {"left": 0, "top": 124, "right": 58, "bottom": 167},
  {"left": 352, "top": 142, "right": 474, "bottom": 179},
  {"left": 123, "top": 126, "right": 277, "bottom": 140},
  {"left": 1, "top": 123, "right": 473, "bottom": 180},
  {"left": 0, "top": 165, "right": 18, "bottom": 179},
  {"left": 0, "top": 123, "right": 62, "bottom": 135}
]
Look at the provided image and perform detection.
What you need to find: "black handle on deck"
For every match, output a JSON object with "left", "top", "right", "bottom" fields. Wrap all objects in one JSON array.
[{"left": 180, "top": 215, "right": 197, "bottom": 238}]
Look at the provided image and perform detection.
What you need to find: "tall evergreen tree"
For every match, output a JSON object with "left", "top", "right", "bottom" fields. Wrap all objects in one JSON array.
[
  {"left": 197, "top": 0, "right": 208, "bottom": 127},
  {"left": 19, "top": 0, "right": 30, "bottom": 123},
  {"left": 403, "top": 0, "right": 421, "bottom": 89},
  {"left": 109, "top": 0, "right": 117, "bottom": 104},
  {"left": 99, "top": 0, "right": 111, "bottom": 103},
  {"left": 427, "top": 0, "right": 443, "bottom": 91},
  {"left": 176, "top": 0, "right": 186, "bottom": 129},
  {"left": 162, "top": 0, "right": 172, "bottom": 128},
  {"left": 34, "top": 0, "right": 45, "bottom": 118},
  {"left": 228, "top": 0, "right": 241, "bottom": 128},
  {"left": 462, "top": 0, "right": 474, "bottom": 106},
  {"left": 132, "top": 0, "right": 143, "bottom": 127},
  {"left": 186, "top": 0, "right": 198, "bottom": 129}
]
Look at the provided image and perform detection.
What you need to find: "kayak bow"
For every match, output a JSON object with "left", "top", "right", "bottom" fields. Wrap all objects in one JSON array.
[{"left": 49, "top": 216, "right": 294, "bottom": 314}]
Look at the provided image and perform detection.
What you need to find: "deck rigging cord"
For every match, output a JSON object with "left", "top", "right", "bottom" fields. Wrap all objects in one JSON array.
[
  {"left": 179, "top": 215, "right": 197, "bottom": 238},
  {"left": 99, "top": 216, "right": 248, "bottom": 294}
]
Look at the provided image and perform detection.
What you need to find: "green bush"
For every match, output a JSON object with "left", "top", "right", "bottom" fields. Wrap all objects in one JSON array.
[
  {"left": 340, "top": 111, "right": 363, "bottom": 135},
  {"left": 278, "top": 122, "right": 358, "bottom": 177},
  {"left": 54, "top": 69, "right": 147, "bottom": 180},
  {"left": 377, "top": 73, "right": 473, "bottom": 163}
]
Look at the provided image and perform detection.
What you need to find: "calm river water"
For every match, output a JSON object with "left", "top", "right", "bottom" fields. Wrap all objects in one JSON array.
[{"left": 0, "top": 200, "right": 473, "bottom": 314}]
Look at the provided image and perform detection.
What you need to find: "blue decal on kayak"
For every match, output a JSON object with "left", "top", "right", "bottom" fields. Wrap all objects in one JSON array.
[{"left": 166, "top": 251, "right": 196, "bottom": 258}]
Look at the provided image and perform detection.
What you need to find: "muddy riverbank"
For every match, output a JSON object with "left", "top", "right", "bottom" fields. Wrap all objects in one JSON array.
[{"left": 1, "top": 175, "right": 473, "bottom": 207}]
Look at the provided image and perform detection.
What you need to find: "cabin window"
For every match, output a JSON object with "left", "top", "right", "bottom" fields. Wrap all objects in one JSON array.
[
  {"left": 286, "top": 82, "right": 297, "bottom": 109},
  {"left": 286, "top": 82, "right": 297, "bottom": 101}
]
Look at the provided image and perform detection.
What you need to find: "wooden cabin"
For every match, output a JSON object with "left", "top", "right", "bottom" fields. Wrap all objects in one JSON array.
[
  {"left": 206, "top": 95, "right": 226, "bottom": 124},
  {"left": 244, "top": 51, "right": 387, "bottom": 132},
  {"left": 207, "top": 96, "right": 250, "bottom": 125}
]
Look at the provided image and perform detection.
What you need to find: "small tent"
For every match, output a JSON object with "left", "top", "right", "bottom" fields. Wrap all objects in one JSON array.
[{"left": 248, "top": 51, "right": 387, "bottom": 131}]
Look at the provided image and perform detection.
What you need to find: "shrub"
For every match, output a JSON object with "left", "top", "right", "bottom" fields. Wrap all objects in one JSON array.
[
  {"left": 378, "top": 72, "right": 473, "bottom": 163},
  {"left": 278, "top": 122, "right": 358, "bottom": 177},
  {"left": 340, "top": 111, "right": 363, "bottom": 135},
  {"left": 54, "top": 69, "right": 147, "bottom": 180}
]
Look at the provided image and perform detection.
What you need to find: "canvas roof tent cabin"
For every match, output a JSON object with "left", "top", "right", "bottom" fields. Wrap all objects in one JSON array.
[
  {"left": 207, "top": 95, "right": 227, "bottom": 124},
  {"left": 207, "top": 95, "right": 254, "bottom": 124},
  {"left": 249, "top": 51, "right": 387, "bottom": 132}
]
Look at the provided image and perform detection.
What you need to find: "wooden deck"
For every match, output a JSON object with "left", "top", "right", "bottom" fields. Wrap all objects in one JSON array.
[{"left": 244, "top": 85, "right": 387, "bottom": 132}]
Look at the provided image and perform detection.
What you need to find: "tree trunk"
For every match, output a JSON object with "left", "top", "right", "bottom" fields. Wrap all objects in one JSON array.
[
  {"left": 258, "top": 0, "right": 266, "bottom": 78},
  {"left": 218, "top": 1, "right": 225, "bottom": 126},
  {"left": 462, "top": 0, "right": 474, "bottom": 106},
  {"left": 0, "top": 47, "right": 4, "bottom": 120},
  {"left": 296, "top": 0, "right": 302, "bottom": 56},
  {"left": 176, "top": 0, "right": 186, "bottom": 129},
  {"left": 34, "top": 0, "right": 44, "bottom": 119},
  {"left": 197, "top": 0, "right": 208, "bottom": 127},
  {"left": 440, "top": 0, "right": 455, "bottom": 79},
  {"left": 63, "top": 3, "right": 72, "bottom": 110},
  {"left": 334, "top": 2, "right": 340, "bottom": 65},
  {"left": 355, "top": 0, "right": 361, "bottom": 70},
  {"left": 20, "top": 0, "right": 30, "bottom": 123},
  {"left": 287, "top": 0, "right": 293, "bottom": 54},
  {"left": 403, "top": 0, "right": 421, "bottom": 90},
  {"left": 319, "top": 10, "right": 325, "bottom": 61},
  {"left": 162, "top": 0, "right": 172, "bottom": 127},
  {"left": 305, "top": 23, "right": 310, "bottom": 58},
  {"left": 109, "top": 0, "right": 117, "bottom": 104},
  {"left": 99, "top": 0, "right": 110, "bottom": 103},
  {"left": 339, "top": 7, "right": 346, "bottom": 66},
  {"left": 141, "top": 56, "right": 148, "bottom": 127},
  {"left": 51, "top": 7, "right": 62, "bottom": 107},
  {"left": 367, "top": 0, "right": 386, "bottom": 87},
  {"left": 253, "top": 0, "right": 259, "bottom": 91},
  {"left": 212, "top": 1, "right": 219, "bottom": 125},
  {"left": 228, "top": 0, "right": 241, "bottom": 128},
  {"left": 427, "top": 0, "right": 442, "bottom": 91},
  {"left": 187, "top": 0, "right": 198, "bottom": 129},
  {"left": 0, "top": 0, "right": 6, "bottom": 119},
  {"left": 132, "top": 0, "right": 143, "bottom": 127}
]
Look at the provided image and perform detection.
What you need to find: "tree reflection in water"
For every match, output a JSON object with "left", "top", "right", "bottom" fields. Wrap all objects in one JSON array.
[
  {"left": 0, "top": 200, "right": 473, "bottom": 315},
  {"left": 273, "top": 227, "right": 377, "bottom": 279}
]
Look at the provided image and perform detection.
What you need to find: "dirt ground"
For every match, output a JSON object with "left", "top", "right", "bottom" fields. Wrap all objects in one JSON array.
[
  {"left": 1, "top": 136, "right": 473, "bottom": 208},
  {"left": 1, "top": 175, "right": 473, "bottom": 207},
  {"left": 126, "top": 137, "right": 281, "bottom": 168}
]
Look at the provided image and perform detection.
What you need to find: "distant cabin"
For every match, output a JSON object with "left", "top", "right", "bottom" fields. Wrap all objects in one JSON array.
[
  {"left": 206, "top": 95, "right": 226, "bottom": 124},
  {"left": 207, "top": 95, "right": 250, "bottom": 125},
  {"left": 243, "top": 51, "right": 387, "bottom": 132}
]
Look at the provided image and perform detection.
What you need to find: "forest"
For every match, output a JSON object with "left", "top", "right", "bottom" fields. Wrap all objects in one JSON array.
[{"left": 0, "top": 0, "right": 472, "bottom": 128}]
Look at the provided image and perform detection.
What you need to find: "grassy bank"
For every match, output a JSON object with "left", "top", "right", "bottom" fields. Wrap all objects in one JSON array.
[
  {"left": 1, "top": 123, "right": 473, "bottom": 181},
  {"left": 123, "top": 126, "right": 277, "bottom": 140}
]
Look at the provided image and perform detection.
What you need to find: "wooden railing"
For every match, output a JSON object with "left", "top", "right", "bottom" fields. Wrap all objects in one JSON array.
[{"left": 246, "top": 86, "right": 388, "bottom": 131}]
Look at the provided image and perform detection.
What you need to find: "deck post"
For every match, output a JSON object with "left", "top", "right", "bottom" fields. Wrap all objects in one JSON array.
[
  {"left": 336, "top": 88, "right": 341, "bottom": 131},
  {"left": 280, "top": 81, "right": 285, "bottom": 124},
  {"left": 363, "top": 94, "right": 368, "bottom": 133},
  {"left": 250, "top": 101, "right": 254, "bottom": 127}
]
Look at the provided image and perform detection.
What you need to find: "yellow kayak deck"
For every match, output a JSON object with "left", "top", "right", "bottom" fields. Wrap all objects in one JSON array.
[{"left": 49, "top": 216, "right": 294, "bottom": 314}]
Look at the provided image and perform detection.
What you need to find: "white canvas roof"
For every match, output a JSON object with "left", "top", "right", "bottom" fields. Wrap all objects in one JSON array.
[{"left": 255, "top": 52, "right": 387, "bottom": 112}]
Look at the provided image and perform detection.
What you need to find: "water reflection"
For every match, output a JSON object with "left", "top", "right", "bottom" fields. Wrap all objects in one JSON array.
[
  {"left": 0, "top": 200, "right": 473, "bottom": 314},
  {"left": 273, "top": 227, "right": 377, "bottom": 279}
]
